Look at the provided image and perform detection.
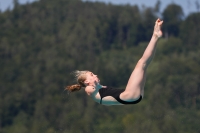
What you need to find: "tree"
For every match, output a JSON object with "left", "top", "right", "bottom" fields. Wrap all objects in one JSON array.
[
  {"left": 180, "top": 12, "right": 200, "bottom": 46},
  {"left": 162, "top": 3, "right": 184, "bottom": 37}
]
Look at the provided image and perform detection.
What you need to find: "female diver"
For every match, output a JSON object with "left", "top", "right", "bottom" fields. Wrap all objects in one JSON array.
[{"left": 66, "top": 19, "right": 163, "bottom": 106}]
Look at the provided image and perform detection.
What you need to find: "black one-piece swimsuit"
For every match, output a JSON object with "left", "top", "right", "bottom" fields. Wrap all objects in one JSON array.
[{"left": 98, "top": 86, "right": 142, "bottom": 104}]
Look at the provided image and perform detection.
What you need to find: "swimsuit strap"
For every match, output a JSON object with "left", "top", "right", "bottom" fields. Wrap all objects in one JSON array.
[{"left": 100, "top": 98, "right": 103, "bottom": 104}]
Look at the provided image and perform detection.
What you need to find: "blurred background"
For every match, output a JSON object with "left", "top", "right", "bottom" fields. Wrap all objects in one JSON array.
[{"left": 0, "top": 0, "right": 200, "bottom": 133}]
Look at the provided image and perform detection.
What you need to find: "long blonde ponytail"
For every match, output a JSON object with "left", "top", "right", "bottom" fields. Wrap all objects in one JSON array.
[
  {"left": 65, "top": 84, "right": 82, "bottom": 92},
  {"left": 65, "top": 70, "right": 88, "bottom": 92}
]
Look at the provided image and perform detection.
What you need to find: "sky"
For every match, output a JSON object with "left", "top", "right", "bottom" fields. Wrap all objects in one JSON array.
[{"left": 0, "top": 0, "right": 199, "bottom": 16}]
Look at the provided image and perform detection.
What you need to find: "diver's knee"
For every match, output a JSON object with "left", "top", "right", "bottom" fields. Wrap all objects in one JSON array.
[{"left": 137, "top": 59, "right": 147, "bottom": 69}]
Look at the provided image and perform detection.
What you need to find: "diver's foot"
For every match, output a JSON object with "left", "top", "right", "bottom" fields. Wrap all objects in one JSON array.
[{"left": 153, "top": 18, "right": 163, "bottom": 38}]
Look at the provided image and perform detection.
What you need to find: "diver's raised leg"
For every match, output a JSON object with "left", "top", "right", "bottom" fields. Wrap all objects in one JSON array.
[{"left": 120, "top": 19, "right": 163, "bottom": 101}]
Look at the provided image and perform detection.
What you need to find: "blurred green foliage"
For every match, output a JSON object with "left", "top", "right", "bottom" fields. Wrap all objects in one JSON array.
[{"left": 0, "top": 0, "right": 200, "bottom": 133}]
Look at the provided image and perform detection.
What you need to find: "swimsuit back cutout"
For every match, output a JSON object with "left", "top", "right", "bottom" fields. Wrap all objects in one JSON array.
[{"left": 98, "top": 87, "right": 142, "bottom": 105}]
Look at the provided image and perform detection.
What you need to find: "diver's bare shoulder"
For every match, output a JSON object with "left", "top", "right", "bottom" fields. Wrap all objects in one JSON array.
[{"left": 85, "top": 86, "right": 95, "bottom": 96}]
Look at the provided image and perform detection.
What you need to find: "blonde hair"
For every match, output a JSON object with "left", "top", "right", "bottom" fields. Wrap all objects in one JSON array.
[{"left": 65, "top": 70, "right": 88, "bottom": 92}]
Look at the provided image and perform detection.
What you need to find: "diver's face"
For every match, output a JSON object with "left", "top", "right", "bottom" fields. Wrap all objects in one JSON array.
[{"left": 84, "top": 72, "right": 100, "bottom": 86}]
